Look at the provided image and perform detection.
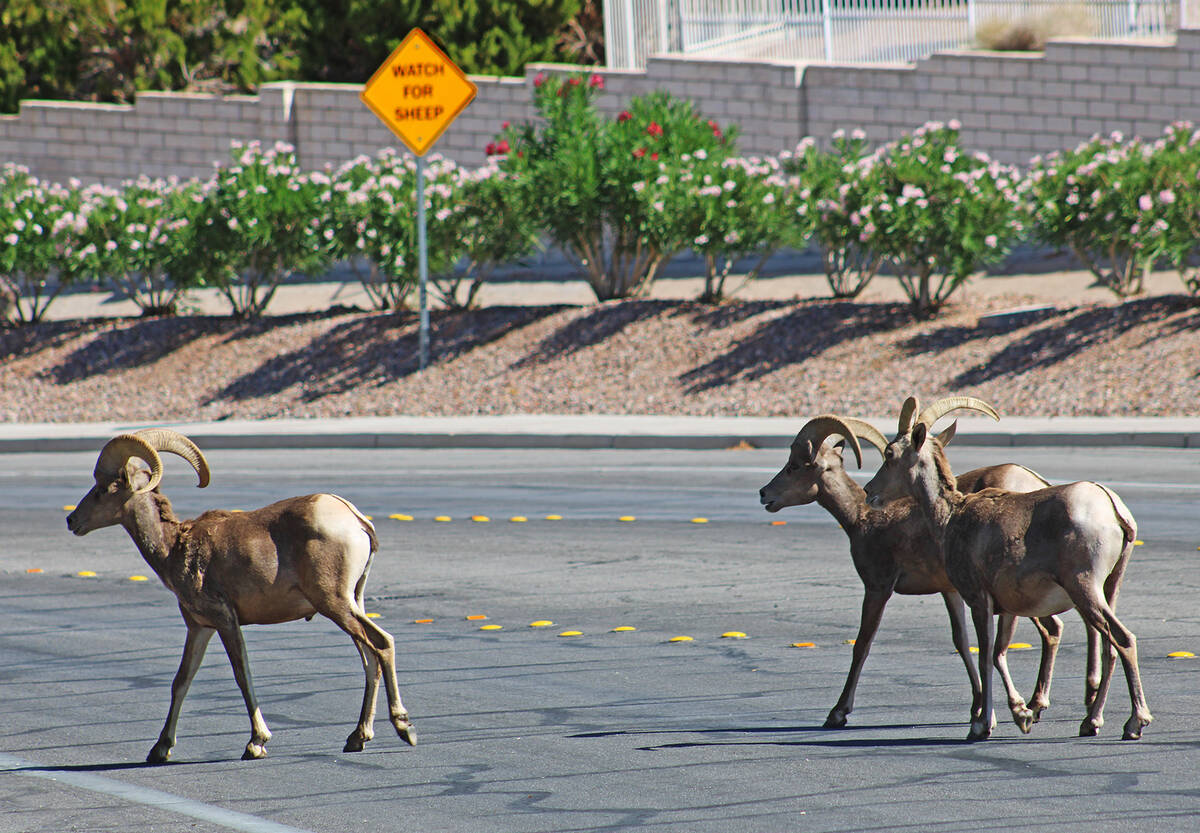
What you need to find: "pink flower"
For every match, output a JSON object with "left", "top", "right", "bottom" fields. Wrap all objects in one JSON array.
[
  {"left": 632, "top": 147, "right": 646, "bottom": 159},
  {"left": 646, "top": 122, "right": 663, "bottom": 138},
  {"left": 589, "top": 74, "right": 605, "bottom": 89},
  {"left": 1138, "top": 194, "right": 1153, "bottom": 211},
  {"left": 533, "top": 72, "right": 547, "bottom": 88},
  {"left": 567, "top": 76, "right": 581, "bottom": 87},
  {"left": 708, "top": 119, "right": 723, "bottom": 140},
  {"left": 501, "top": 121, "right": 510, "bottom": 129}
]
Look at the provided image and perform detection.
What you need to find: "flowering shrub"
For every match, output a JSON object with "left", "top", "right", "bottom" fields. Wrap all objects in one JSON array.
[
  {"left": 865, "top": 122, "right": 1023, "bottom": 316},
  {"left": 497, "top": 72, "right": 734, "bottom": 300},
  {"left": 0, "top": 164, "right": 83, "bottom": 323},
  {"left": 1140, "top": 123, "right": 1200, "bottom": 296},
  {"left": 781, "top": 131, "right": 882, "bottom": 299},
  {"left": 329, "top": 150, "right": 463, "bottom": 311},
  {"left": 75, "top": 176, "right": 207, "bottom": 315},
  {"left": 640, "top": 151, "right": 794, "bottom": 302},
  {"left": 1023, "top": 132, "right": 1167, "bottom": 297},
  {"left": 194, "top": 141, "right": 332, "bottom": 318}
]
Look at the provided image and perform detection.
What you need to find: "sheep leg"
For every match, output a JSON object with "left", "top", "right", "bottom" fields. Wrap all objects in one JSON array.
[
  {"left": 1084, "top": 616, "right": 1103, "bottom": 709},
  {"left": 1074, "top": 583, "right": 1151, "bottom": 740},
  {"left": 343, "top": 638, "right": 382, "bottom": 752},
  {"left": 148, "top": 622, "right": 214, "bottom": 764},
  {"left": 992, "top": 614, "right": 1034, "bottom": 733},
  {"left": 325, "top": 605, "right": 417, "bottom": 747},
  {"left": 825, "top": 588, "right": 891, "bottom": 728},
  {"left": 967, "top": 598, "right": 995, "bottom": 741},
  {"left": 1027, "top": 615, "right": 1063, "bottom": 721},
  {"left": 942, "top": 591, "right": 986, "bottom": 724},
  {"left": 215, "top": 624, "right": 272, "bottom": 760}
]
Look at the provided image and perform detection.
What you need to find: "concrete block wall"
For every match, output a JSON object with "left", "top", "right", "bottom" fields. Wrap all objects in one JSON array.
[{"left": 1, "top": 31, "right": 1198, "bottom": 183}]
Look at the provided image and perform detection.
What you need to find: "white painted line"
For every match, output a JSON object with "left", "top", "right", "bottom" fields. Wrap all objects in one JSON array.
[{"left": 0, "top": 752, "right": 314, "bottom": 833}]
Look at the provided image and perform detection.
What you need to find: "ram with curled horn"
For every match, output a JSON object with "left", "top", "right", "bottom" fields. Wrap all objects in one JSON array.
[
  {"left": 67, "top": 428, "right": 417, "bottom": 763},
  {"left": 759, "top": 412, "right": 1061, "bottom": 731},
  {"left": 866, "top": 397, "right": 1150, "bottom": 741}
]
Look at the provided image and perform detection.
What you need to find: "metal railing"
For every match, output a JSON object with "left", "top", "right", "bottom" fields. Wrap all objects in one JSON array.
[{"left": 604, "top": 0, "right": 1178, "bottom": 68}]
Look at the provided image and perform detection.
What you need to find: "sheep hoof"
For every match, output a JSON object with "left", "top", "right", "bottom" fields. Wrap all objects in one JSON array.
[
  {"left": 823, "top": 710, "right": 849, "bottom": 729},
  {"left": 1012, "top": 707, "right": 1034, "bottom": 734},
  {"left": 344, "top": 732, "right": 369, "bottom": 752},
  {"left": 146, "top": 743, "right": 172, "bottom": 764},
  {"left": 242, "top": 742, "right": 268, "bottom": 760},
  {"left": 966, "top": 720, "right": 991, "bottom": 742},
  {"left": 1079, "top": 719, "right": 1101, "bottom": 737},
  {"left": 398, "top": 722, "right": 418, "bottom": 746}
]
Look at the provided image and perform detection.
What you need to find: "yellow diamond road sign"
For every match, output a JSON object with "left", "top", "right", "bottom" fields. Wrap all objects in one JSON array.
[{"left": 361, "top": 28, "right": 477, "bottom": 157}]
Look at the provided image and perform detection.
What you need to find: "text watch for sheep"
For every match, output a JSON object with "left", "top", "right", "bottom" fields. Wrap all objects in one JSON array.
[{"left": 361, "top": 28, "right": 477, "bottom": 370}]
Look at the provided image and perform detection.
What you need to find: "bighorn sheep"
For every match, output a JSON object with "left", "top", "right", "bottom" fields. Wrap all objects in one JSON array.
[
  {"left": 760, "top": 414, "right": 1062, "bottom": 730},
  {"left": 65, "top": 429, "right": 417, "bottom": 762},
  {"left": 865, "top": 397, "right": 1150, "bottom": 741}
]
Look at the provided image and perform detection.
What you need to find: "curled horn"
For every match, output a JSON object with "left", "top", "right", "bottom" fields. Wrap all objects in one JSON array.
[
  {"left": 897, "top": 396, "right": 920, "bottom": 434},
  {"left": 797, "top": 415, "right": 864, "bottom": 469},
  {"left": 135, "top": 428, "right": 211, "bottom": 488},
  {"left": 94, "top": 434, "right": 164, "bottom": 494},
  {"left": 916, "top": 396, "right": 1000, "bottom": 428},
  {"left": 837, "top": 417, "right": 889, "bottom": 456}
]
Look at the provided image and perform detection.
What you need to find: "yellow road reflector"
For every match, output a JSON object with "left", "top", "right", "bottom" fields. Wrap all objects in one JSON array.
[
  {"left": 366, "top": 612, "right": 381, "bottom": 618},
  {"left": 472, "top": 515, "right": 490, "bottom": 522},
  {"left": 969, "top": 646, "right": 979, "bottom": 654},
  {"left": 435, "top": 515, "right": 452, "bottom": 522},
  {"left": 558, "top": 630, "right": 583, "bottom": 637},
  {"left": 62, "top": 505, "right": 76, "bottom": 512},
  {"left": 619, "top": 516, "right": 636, "bottom": 522},
  {"left": 26, "top": 568, "right": 43, "bottom": 574},
  {"left": 843, "top": 639, "right": 856, "bottom": 645},
  {"left": 791, "top": 642, "right": 816, "bottom": 648},
  {"left": 611, "top": 626, "right": 636, "bottom": 632},
  {"left": 364, "top": 515, "right": 374, "bottom": 521},
  {"left": 691, "top": 517, "right": 709, "bottom": 524},
  {"left": 129, "top": 575, "right": 149, "bottom": 582},
  {"left": 669, "top": 635, "right": 694, "bottom": 643},
  {"left": 480, "top": 624, "right": 503, "bottom": 631},
  {"left": 414, "top": 618, "right": 434, "bottom": 624},
  {"left": 1168, "top": 651, "right": 1195, "bottom": 658},
  {"left": 529, "top": 620, "right": 554, "bottom": 628},
  {"left": 545, "top": 514, "right": 563, "bottom": 521},
  {"left": 389, "top": 513, "right": 414, "bottom": 521},
  {"left": 1009, "top": 642, "right": 1033, "bottom": 650},
  {"left": 770, "top": 520, "right": 787, "bottom": 526},
  {"left": 1134, "top": 540, "right": 1145, "bottom": 546},
  {"left": 77, "top": 571, "right": 97, "bottom": 577},
  {"left": 722, "top": 631, "right": 748, "bottom": 639},
  {"left": 510, "top": 516, "right": 528, "bottom": 523},
  {"left": 466, "top": 614, "right": 488, "bottom": 621}
]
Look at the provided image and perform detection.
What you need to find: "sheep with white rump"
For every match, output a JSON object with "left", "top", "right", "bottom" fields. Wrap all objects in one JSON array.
[{"left": 66, "top": 428, "right": 416, "bottom": 762}]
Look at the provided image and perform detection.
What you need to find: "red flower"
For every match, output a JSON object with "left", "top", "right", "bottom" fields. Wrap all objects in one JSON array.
[
  {"left": 485, "top": 142, "right": 497, "bottom": 155},
  {"left": 589, "top": 74, "right": 605, "bottom": 89},
  {"left": 533, "top": 72, "right": 547, "bottom": 88},
  {"left": 646, "top": 122, "right": 663, "bottom": 138},
  {"left": 501, "top": 120, "right": 510, "bottom": 129},
  {"left": 632, "top": 147, "right": 646, "bottom": 159},
  {"left": 495, "top": 139, "right": 510, "bottom": 155},
  {"left": 567, "top": 76, "right": 581, "bottom": 87},
  {"left": 617, "top": 110, "right": 632, "bottom": 123},
  {"left": 650, "top": 152, "right": 658, "bottom": 161},
  {"left": 708, "top": 119, "right": 723, "bottom": 140}
]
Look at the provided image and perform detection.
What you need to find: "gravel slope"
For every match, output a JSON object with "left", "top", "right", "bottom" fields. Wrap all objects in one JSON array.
[{"left": 2, "top": 291, "right": 1198, "bottom": 423}]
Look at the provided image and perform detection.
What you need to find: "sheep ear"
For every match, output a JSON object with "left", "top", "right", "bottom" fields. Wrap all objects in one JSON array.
[
  {"left": 936, "top": 420, "right": 958, "bottom": 447},
  {"left": 912, "top": 421, "right": 928, "bottom": 451}
]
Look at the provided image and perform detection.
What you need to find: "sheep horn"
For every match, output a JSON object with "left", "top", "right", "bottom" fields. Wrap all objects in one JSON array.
[
  {"left": 897, "top": 396, "right": 920, "bottom": 434},
  {"left": 95, "top": 434, "right": 164, "bottom": 494},
  {"left": 135, "top": 428, "right": 211, "bottom": 488},
  {"left": 917, "top": 396, "right": 1000, "bottom": 428},
  {"left": 797, "top": 415, "right": 864, "bottom": 469},
  {"left": 836, "top": 417, "right": 889, "bottom": 456}
]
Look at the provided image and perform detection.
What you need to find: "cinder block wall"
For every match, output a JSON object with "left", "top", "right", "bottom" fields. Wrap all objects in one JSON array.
[{"left": 1, "top": 31, "right": 1197, "bottom": 184}]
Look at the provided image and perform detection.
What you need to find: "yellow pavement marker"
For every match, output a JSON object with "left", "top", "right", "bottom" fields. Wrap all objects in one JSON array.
[
  {"left": 691, "top": 517, "right": 709, "bottom": 524},
  {"left": 1168, "top": 651, "right": 1195, "bottom": 658},
  {"left": 771, "top": 520, "right": 787, "bottom": 526},
  {"left": 1134, "top": 540, "right": 1145, "bottom": 546},
  {"left": 1009, "top": 642, "right": 1033, "bottom": 650},
  {"left": 619, "top": 516, "right": 636, "bottom": 522},
  {"left": 26, "top": 568, "right": 43, "bottom": 574},
  {"left": 435, "top": 515, "right": 452, "bottom": 522},
  {"left": 414, "top": 619, "right": 434, "bottom": 624},
  {"left": 791, "top": 642, "right": 816, "bottom": 648},
  {"left": 558, "top": 630, "right": 583, "bottom": 637},
  {"left": 129, "top": 575, "right": 149, "bottom": 582},
  {"left": 669, "top": 635, "right": 694, "bottom": 643},
  {"left": 62, "top": 505, "right": 76, "bottom": 512},
  {"left": 466, "top": 614, "right": 488, "bottom": 621},
  {"left": 363, "top": 515, "right": 373, "bottom": 521},
  {"left": 545, "top": 515, "right": 563, "bottom": 521},
  {"left": 510, "top": 516, "right": 528, "bottom": 523},
  {"left": 389, "top": 513, "right": 414, "bottom": 521},
  {"left": 843, "top": 639, "right": 856, "bottom": 645},
  {"left": 529, "top": 620, "right": 554, "bottom": 628},
  {"left": 721, "top": 631, "right": 748, "bottom": 639},
  {"left": 611, "top": 626, "right": 636, "bottom": 632},
  {"left": 366, "top": 612, "right": 381, "bottom": 619},
  {"left": 472, "top": 515, "right": 490, "bottom": 522},
  {"left": 480, "top": 624, "right": 503, "bottom": 631},
  {"left": 77, "top": 571, "right": 97, "bottom": 578}
]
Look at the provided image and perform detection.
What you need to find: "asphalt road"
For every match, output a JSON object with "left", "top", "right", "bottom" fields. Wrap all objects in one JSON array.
[{"left": 1, "top": 446, "right": 1199, "bottom": 833}]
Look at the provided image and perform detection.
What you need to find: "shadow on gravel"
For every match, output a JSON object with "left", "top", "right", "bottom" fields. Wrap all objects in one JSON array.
[
  {"left": 43, "top": 317, "right": 235, "bottom": 383},
  {"left": 0, "top": 320, "right": 92, "bottom": 364},
  {"left": 680, "top": 300, "right": 911, "bottom": 392},
  {"left": 512, "top": 300, "right": 668, "bottom": 368},
  {"left": 901, "top": 307, "right": 1065, "bottom": 355},
  {"left": 952, "top": 295, "right": 1198, "bottom": 386},
  {"left": 212, "top": 305, "right": 564, "bottom": 403}
]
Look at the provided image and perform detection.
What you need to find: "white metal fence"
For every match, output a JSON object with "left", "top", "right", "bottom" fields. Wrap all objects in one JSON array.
[{"left": 604, "top": 0, "right": 1178, "bottom": 68}]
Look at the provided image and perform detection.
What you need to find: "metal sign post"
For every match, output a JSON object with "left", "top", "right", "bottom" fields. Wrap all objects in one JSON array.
[{"left": 360, "top": 29, "right": 477, "bottom": 371}]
